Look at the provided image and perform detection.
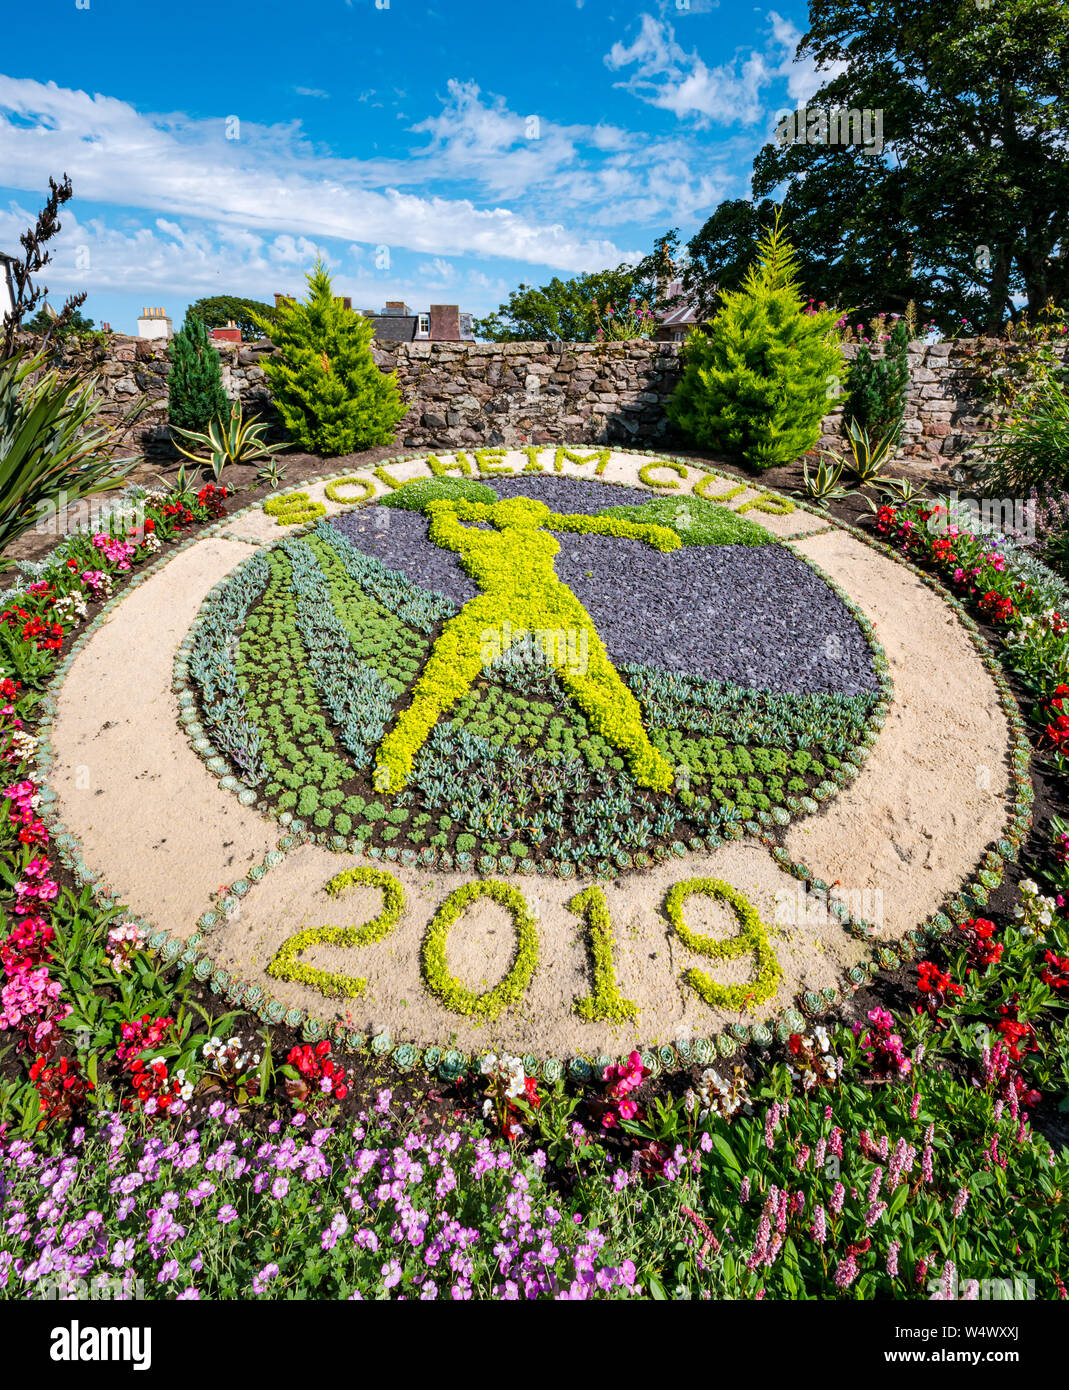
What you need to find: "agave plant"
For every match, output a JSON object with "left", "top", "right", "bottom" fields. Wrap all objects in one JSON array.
[
  {"left": 839, "top": 419, "right": 896, "bottom": 485},
  {"left": 172, "top": 401, "right": 287, "bottom": 483},
  {"left": 879, "top": 475, "right": 924, "bottom": 504},
  {"left": 0, "top": 351, "right": 139, "bottom": 553},
  {"left": 799, "top": 456, "right": 849, "bottom": 509}
]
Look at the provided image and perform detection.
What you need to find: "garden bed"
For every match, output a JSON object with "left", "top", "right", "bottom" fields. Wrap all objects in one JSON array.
[{"left": 2, "top": 444, "right": 1066, "bottom": 1303}]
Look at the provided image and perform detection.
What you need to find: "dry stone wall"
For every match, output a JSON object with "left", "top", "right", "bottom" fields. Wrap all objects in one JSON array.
[{"left": 46, "top": 332, "right": 1068, "bottom": 472}]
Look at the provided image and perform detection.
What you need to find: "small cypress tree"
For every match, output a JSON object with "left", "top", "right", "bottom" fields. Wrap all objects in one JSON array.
[
  {"left": 168, "top": 314, "right": 229, "bottom": 435},
  {"left": 666, "top": 213, "right": 843, "bottom": 470},
  {"left": 844, "top": 319, "right": 911, "bottom": 448},
  {"left": 251, "top": 260, "right": 406, "bottom": 456}
]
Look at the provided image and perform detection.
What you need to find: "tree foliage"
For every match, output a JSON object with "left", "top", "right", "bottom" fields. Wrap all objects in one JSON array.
[
  {"left": 168, "top": 315, "right": 229, "bottom": 436},
  {"left": 682, "top": 198, "right": 789, "bottom": 322},
  {"left": 250, "top": 260, "right": 406, "bottom": 457},
  {"left": 747, "top": 0, "right": 1069, "bottom": 333},
  {"left": 473, "top": 235, "right": 680, "bottom": 342},
  {"left": 24, "top": 307, "right": 95, "bottom": 338},
  {"left": 844, "top": 319, "right": 911, "bottom": 446},
  {"left": 186, "top": 296, "right": 279, "bottom": 341}
]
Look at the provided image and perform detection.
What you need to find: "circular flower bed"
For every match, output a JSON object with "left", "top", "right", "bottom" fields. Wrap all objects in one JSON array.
[{"left": 37, "top": 448, "right": 1021, "bottom": 1075}]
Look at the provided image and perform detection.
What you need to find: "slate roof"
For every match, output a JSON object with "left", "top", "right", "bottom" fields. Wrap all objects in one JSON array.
[{"left": 366, "top": 314, "right": 418, "bottom": 342}]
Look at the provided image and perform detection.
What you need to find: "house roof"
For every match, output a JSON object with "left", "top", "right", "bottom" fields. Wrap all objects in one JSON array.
[
  {"left": 366, "top": 314, "right": 417, "bottom": 342},
  {"left": 655, "top": 277, "right": 700, "bottom": 328}
]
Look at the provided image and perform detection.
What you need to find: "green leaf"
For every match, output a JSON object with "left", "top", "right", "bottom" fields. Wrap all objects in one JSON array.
[{"left": 710, "top": 1132, "right": 741, "bottom": 1172}]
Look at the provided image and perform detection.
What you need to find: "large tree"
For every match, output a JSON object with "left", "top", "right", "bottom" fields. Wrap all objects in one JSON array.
[
  {"left": 748, "top": 0, "right": 1069, "bottom": 333},
  {"left": 186, "top": 295, "right": 278, "bottom": 341}
]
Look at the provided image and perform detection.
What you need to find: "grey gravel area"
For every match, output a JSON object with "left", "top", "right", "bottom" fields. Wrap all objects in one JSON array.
[{"left": 328, "top": 475, "right": 878, "bottom": 695}]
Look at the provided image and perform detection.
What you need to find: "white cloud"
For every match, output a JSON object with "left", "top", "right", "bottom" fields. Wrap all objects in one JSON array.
[
  {"left": 605, "top": 11, "right": 847, "bottom": 127},
  {"left": 404, "top": 78, "right": 733, "bottom": 225},
  {"left": 0, "top": 200, "right": 510, "bottom": 315},
  {"left": 0, "top": 76, "right": 632, "bottom": 274},
  {"left": 418, "top": 256, "right": 456, "bottom": 283},
  {"left": 768, "top": 13, "right": 849, "bottom": 105}
]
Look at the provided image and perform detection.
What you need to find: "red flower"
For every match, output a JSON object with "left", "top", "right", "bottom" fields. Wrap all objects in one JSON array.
[
  {"left": 1040, "top": 951, "right": 1069, "bottom": 994},
  {"left": 959, "top": 917, "right": 1003, "bottom": 971}
]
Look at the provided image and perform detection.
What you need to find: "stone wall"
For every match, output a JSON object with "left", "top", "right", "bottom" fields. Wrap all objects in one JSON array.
[
  {"left": 372, "top": 339, "right": 678, "bottom": 450},
  {"left": 816, "top": 338, "right": 1069, "bottom": 467},
  {"left": 43, "top": 333, "right": 275, "bottom": 461},
  {"left": 48, "top": 332, "right": 1069, "bottom": 471}
]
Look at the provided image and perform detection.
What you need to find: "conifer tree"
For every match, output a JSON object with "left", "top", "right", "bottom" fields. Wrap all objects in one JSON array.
[
  {"left": 251, "top": 260, "right": 406, "bottom": 456},
  {"left": 844, "top": 319, "right": 911, "bottom": 448},
  {"left": 168, "top": 314, "right": 229, "bottom": 436},
  {"left": 667, "top": 212, "right": 843, "bottom": 470}
]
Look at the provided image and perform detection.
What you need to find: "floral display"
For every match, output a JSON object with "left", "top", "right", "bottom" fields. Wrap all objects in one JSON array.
[
  {"left": 185, "top": 469, "right": 887, "bottom": 878},
  {"left": 1, "top": 444, "right": 1066, "bottom": 1306}
]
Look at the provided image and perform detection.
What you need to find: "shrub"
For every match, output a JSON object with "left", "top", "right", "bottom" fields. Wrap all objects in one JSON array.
[
  {"left": 251, "top": 260, "right": 406, "bottom": 456},
  {"left": 666, "top": 212, "right": 842, "bottom": 470},
  {"left": 844, "top": 318, "right": 910, "bottom": 448},
  {"left": 975, "top": 374, "right": 1069, "bottom": 494},
  {"left": 0, "top": 352, "right": 135, "bottom": 552},
  {"left": 168, "top": 314, "right": 229, "bottom": 436}
]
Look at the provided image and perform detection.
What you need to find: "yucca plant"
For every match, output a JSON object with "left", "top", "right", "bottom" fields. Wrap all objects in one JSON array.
[
  {"left": 0, "top": 352, "right": 137, "bottom": 554},
  {"left": 172, "top": 401, "right": 287, "bottom": 483},
  {"left": 800, "top": 457, "right": 849, "bottom": 509},
  {"left": 256, "top": 456, "right": 289, "bottom": 490}
]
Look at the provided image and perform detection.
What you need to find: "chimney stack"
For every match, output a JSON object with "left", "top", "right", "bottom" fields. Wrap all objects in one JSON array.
[{"left": 429, "top": 305, "right": 460, "bottom": 341}]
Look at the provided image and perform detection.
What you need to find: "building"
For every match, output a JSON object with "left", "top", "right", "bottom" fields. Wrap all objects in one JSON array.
[
  {"left": 137, "top": 306, "right": 173, "bottom": 341},
  {"left": 270, "top": 291, "right": 474, "bottom": 343},
  {"left": 653, "top": 277, "right": 701, "bottom": 342},
  {"left": 0, "top": 251, "right": 17, "bottom": 325},
  {"left": 360, "top": 301, "right": 475, "bottom": 344},
  {"left": 209, "top": 320, "right": 242, "bottom": 344}
]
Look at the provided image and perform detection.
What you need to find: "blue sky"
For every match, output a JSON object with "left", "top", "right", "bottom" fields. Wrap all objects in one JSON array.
[{"left": 0, "top": 0, "right": 838, "bottom": 335}]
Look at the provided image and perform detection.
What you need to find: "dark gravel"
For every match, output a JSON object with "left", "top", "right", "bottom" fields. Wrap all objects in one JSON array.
[{"left": 328, "top": 475, "right": 878, "bottom": 695}]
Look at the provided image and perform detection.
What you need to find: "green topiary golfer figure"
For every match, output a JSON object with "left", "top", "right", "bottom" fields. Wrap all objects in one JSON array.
[{"left": 373, "top": 495, "right": 681, "bottom": 793}]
